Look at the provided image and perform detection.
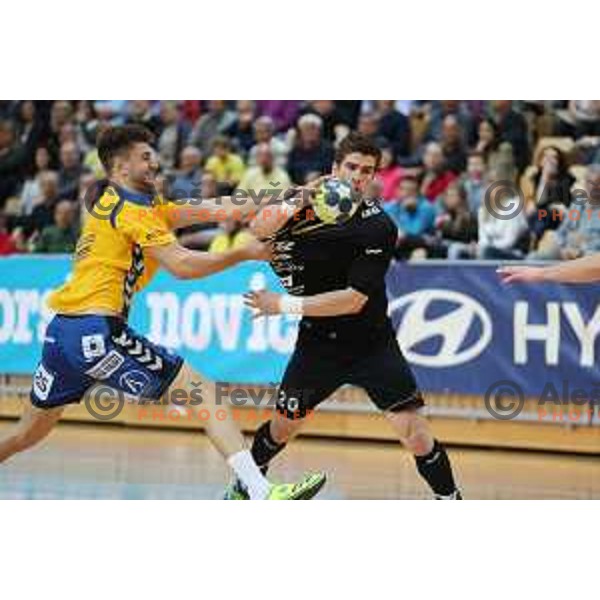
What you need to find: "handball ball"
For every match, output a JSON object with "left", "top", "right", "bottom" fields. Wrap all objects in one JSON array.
[{"left": 312, "top": 178, "right": 359, "bottom": 225}]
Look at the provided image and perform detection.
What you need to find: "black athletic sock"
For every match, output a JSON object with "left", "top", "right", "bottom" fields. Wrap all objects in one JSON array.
[
  {"left": 250, "top": 421, "right": 287, "bottom": 476},
  {"left": 414, "top": 439, "right": 459, "bottom": 497}
]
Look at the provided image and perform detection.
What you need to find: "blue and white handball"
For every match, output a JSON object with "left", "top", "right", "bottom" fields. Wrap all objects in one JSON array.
[{"left": 312, "top": 178, "right": 359, "bottom": 225}]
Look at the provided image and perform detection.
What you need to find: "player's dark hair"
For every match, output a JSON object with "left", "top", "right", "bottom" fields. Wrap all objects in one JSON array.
[
  {"left": 97, "top": 125, "right": 155, "bottom": 173},
  {"left": 334, "top": 132, "right": 382, "bottom": 168}
]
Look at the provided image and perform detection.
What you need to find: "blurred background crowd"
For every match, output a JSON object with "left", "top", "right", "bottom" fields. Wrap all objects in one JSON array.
[{"left": 1, "top": 100, "right": 600, "bottom": 261}]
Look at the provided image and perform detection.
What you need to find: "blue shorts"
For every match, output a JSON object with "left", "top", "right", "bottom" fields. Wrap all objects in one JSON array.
[{"left": 30, "top": 315, "right": 184, "bottom": 409}]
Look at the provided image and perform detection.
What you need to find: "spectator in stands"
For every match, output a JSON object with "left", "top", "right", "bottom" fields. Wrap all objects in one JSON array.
[
  {"left": 20, "top": 146, "right": 51, "bottom": 214},
  {"left": 490, "top": 100, "right": 530, "bottom": 173},
  {"left": 433, "top": 183, "right": 478, "bottom": 259},
  {"left": 287, "top": 114, "right": 333, "bottom": 185},
  {"left": 357, "top": 112, "right": 384, "bottom": 146},
  {"left": 557, "top": 101, "right": 600, "bottom": 139},
  {"left": 33, "top": 199, "right": 78, "bottom": 254},
  {"left": 0, "top": 119, "right": 27, "bottom": 207},
  {"left": 237, "top": 143, "right": 291, "bottom": 195},
  {"left": 47, "top": 101, "right": 74, "bottom": 162},
  {"left": 247, "top": 116, "right": 288, "bottom": 168},
  {"left": 169, "top": 146, "right": 202, "bottom": 199},
  {"left": 58, "top": 121, "right": 88, "bottom": 156},
  {"left": 474, "top": 118, "right": 499, "bottom": 165},
  {"left": 526, "top": 145, "right": 575, "bottom": 244},
  {"left": 0, "top": 213, "right": 17, "bottom": 256},
  {"left": 461, "top": 151, "right": 487, "bottom": 214},
  {"left": 528, "top": 166, "right": 600, "bottom": 261},
  {"left": 440, "top": 115, "right": 468, "bottom": 174},
  {"left": 419, "top": 142, "right": 457, "bottom": 202},
  {"left": 335, "top": 101, "right": 362, "bottom": 130},
  {"left": 376, "top": 145, "right": 405, "bottom": 203},
  {"left": 93, "top": 100, "right": 127, "bottom": 124},
  {"left": 58, "top": 141, "right": 82, "bottom": 199},
  {"left": 374, "top": 100, "right": 411, "bottom": 160},
  {"left": 15, "top": 101, "right": 45, "bottom": 167},
  {"left": 208, "top": 216, "right": 255, "bottom": 253},
  {"left": 75, "top": 100, "right": 98, "bottom": 148},
  {"left": 299, "top": 101, "right": 346, "bottom": 142},
  {"left": 25, "top": 170, "right": 62, "bottom": 238},
  {"left": 256, "top": 100, "right": 300, "bottom": 133},
  {"left": 477, "top": 169, "right": 529, "bottom": 260},
  {"left": 384, "top": 176, "right": 437, "bottom": 260},
  {"left": 157, "top": 101, "right": 190, "bottom": 170},
  {"left": 426, "top": 101, "right": 476, "bottom": 146},
  {"left": 204, "top": 136, "right": 245, "bottom": 194},
  {"left": 178, "top": 172, "right": 223, "bottom": 250},
  {"left": 226, "top": 100, "right": 256, "bottom": 157},
  {"left": 126, "top": 100, "right": 161, "bottom": 135},
  {"left": 189, "top": 100, "right": 236, "bottom": 156}
]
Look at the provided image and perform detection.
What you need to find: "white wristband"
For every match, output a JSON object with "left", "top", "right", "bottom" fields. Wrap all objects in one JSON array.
[{"left": 279, "top": 295, "right": 304, "bottom": 315}]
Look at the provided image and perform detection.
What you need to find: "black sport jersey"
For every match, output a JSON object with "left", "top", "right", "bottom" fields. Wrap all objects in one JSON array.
[{"left": 269, "top": 198, "right": 397, "bottom": 338}]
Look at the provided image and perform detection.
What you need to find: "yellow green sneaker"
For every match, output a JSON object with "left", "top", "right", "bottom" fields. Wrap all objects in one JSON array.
[
  {"left": 267, "top": 472, "right": 326, "bottom": 500},
  {"left": 223, "top": 472, "right": 326, "bottom": 500}
]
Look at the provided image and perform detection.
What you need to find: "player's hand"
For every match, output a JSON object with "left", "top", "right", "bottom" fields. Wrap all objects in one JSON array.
[
  {"left": 243, "top": 290, "right": 281, "bottom": 318},
  {"left": 239, "top": 240, "right": 273, "bottom": 262},
  {"left": 497, "top": 265, "right": 548, "bottom": 284},
  {"left": 291, "top": 175, "right": 334, "bottom": 208}
]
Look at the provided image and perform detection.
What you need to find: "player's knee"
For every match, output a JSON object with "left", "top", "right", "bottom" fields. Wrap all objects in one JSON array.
[
  {"left": 386, "top": 411, "right": 433, "bottom": 455},
  {"left": 406, "top": 416, "right": 434, "bottom": 455},
  {"left": 385, "top": 410, "right": 413, "bottom": 441},
  {"left": 406, "top": 428, "right": 434, "bottom": 456}
]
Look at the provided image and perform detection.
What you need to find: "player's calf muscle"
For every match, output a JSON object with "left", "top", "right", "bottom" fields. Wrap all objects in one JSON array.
[{"left": 0, "top": 406, "right": 63, "bottom": 462}]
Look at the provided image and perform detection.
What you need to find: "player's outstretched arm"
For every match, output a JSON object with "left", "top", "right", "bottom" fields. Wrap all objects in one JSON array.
[
  {"left": 244, "top": 287, "right": 368, "bottom": 318},
  {"left": 147, "top": 240, "right": 271, "bottom": 280},
  {"left": 498, "top": 254, "right": 600, "bottom": 284},
  {"left": 165, "top": 188, "right": 310, "bottom": 231}
]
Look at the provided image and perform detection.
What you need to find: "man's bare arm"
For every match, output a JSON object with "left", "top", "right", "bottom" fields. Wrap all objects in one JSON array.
[
  {"left": 499, "top": 254, "right": 600, "bottom": 284},
  {"left": 146, "top": 240, "right": 270, "bottom": 280},
  {"left": 244, "top": 287, "right": 368, "bottom": 318},
  {"left": 165, "top": 190, "right": 309, "bottom": 230}
]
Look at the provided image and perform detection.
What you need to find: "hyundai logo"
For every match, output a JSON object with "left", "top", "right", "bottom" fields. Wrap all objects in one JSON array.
[{"left": 388, "top": 290, "right": 493, "bottom": 367}]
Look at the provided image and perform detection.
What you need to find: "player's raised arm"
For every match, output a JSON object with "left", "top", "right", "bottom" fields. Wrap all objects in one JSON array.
[
  {"left": 146, "top": 240, "right": 271, "bottom": 280},
  {"left": 498, "top": 254, "right": 600, "bottom": 285}
]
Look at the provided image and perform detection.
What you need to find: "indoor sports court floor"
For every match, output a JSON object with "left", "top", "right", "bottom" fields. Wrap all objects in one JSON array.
[{"left": 0, "top": 421, "right": 598, "bottom": 499}]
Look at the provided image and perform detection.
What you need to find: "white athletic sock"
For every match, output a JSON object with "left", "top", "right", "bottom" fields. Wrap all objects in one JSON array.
[{"left": 227, "top": 450, "right": 270, "bottom": 499}]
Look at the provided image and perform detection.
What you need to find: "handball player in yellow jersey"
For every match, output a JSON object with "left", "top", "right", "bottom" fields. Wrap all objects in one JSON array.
[{"left": 0, "top": 125, "right": 325, "bottom": 500}]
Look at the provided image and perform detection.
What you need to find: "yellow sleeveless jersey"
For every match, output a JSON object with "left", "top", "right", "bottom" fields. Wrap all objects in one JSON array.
[{"left": 48, "top": 185, "right": 177, "bottom": 317}]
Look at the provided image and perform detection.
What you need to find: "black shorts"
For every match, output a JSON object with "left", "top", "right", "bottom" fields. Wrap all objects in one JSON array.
[{"left": 276, "top": 322, "right": 424, "bottom": 420}]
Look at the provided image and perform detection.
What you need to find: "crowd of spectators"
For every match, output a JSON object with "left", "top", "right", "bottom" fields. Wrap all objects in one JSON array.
[{"left": 1, "top": 100, "right": 600, "bottom": 261}]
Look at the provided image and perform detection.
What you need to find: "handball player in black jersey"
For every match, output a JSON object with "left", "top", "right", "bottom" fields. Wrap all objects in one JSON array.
[{"left": 227, "top": 132, "right": 461, "bottom": 499}]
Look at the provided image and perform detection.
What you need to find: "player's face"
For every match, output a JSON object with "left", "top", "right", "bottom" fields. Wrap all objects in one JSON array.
[
  {"left": 123, "top": 142, "right": 159, "bottom": 193},
  {"left": 334, "top": 152, "right": 378, "bottom": 195}
]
